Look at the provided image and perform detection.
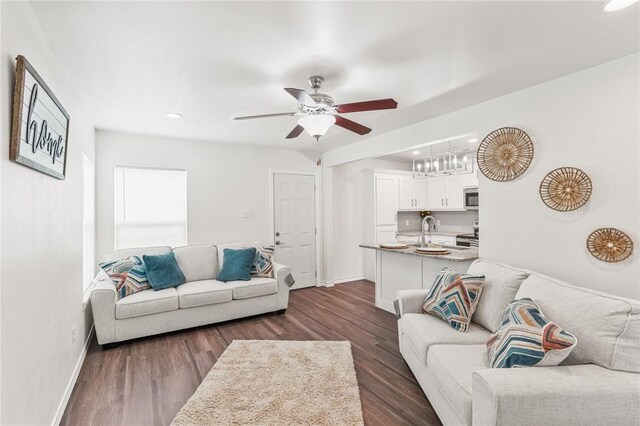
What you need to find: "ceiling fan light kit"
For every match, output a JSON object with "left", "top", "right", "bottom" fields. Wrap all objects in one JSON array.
[{"left": 234, "top": 75, "right": 397, "bottom": 141}]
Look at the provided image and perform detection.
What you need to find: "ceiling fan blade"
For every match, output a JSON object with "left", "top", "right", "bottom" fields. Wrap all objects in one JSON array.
[
  {"left": 335, "top": 116, "right": 371, "bottom": 135},
  {"left": 336, "top": 98, "right": 398, "bottom": 114},
  {"left": 234, "top": 112, "right": 297, "bottom": 120},
  {"left": 284, "top": 88, "right": 317, "bottom": 106},
  {"left": 285, "top": 125, "right": 305, "bottom": 139}
]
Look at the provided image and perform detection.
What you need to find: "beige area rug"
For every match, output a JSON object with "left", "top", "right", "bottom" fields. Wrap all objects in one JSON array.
[{"left": 172, "top": 340, "right": 364, "bottom": 426}]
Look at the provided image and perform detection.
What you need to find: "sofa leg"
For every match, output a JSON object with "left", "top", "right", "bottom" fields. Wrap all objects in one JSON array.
[
  {"left": 102, "top": 342, "right": 120, "bottom": 350},
  {"left": 275, "top": 309, "right": 287, "bottom": 315}
]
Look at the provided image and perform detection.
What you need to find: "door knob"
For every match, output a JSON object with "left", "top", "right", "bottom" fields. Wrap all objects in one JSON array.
[
  {"left": 275, "top": 240, "right": 281, "bottom": 245},
  {"left": 275, "top": 232, "right": 280, "bottom": 237}
]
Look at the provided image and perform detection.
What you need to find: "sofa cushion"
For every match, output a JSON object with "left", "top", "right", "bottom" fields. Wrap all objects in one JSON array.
[
  {"left": 422, "top": 267, "right": 485, "bottom": 333},
  {"left": 115, "top": 288, "right": 179, "bottom": 319},
  {"left": 217, "top": 241, "right": 263, "bottom": 267},
  {"left": 226, "top": 277, "right": 278, "bottom": 300},
  {"left": 173, "top": 244, "right": 219, "bottom": 282},
  {"left": 103, "top": 246, "right": 171, "bottom": 263},
  {"left": 399, "top": 313, "right": 491, "bottom": 364},
  {"left": 176, "top": 280, "right": 232, "bottom": 309},
  {"left": 516, "top": 274, "right": 640, "bottom": 372},
  {"left": 487, "top": 298, "right": 577, "bottom": 368},
  {"left": 467, "top": 259, "right": 530, "bottom": 332},
  {"left": 427, "top": 345, "right": 488, "bottom": 425}
]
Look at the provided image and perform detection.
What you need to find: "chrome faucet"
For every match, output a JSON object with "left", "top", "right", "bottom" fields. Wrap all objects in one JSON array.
[{"left": 421, "top": 215, "right": 437, "bottom": 247}]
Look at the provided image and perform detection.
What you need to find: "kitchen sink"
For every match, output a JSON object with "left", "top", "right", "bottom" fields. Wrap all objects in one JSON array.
[{"left": 406, "top": 243, "right": 470, "bottom": 250}]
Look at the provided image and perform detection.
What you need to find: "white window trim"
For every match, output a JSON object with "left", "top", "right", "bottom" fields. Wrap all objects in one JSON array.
[{"left": 82, "top": 152, "right": 96, "bottom": 304}]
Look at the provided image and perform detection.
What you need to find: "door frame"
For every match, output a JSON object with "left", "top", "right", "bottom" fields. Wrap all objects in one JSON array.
[{"left": 269, "top": 170, "right": 321, "bottom": 287}]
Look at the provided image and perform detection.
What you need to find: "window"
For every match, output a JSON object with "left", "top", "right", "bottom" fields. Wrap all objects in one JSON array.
[
  {"left": 82, "top": 152, "right": 96, "bottom": 293},
  {"left": 114, "top": 166, "right": 187, "bottom": 249}
]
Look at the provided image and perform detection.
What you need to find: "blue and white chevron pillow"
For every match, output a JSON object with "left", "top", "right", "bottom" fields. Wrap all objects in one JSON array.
[
  {"left": 487, "top": 298, "right": 577, "bottom": 368},
  {"left": 422, "top": 267, "right": 485, "bottom": 333},
  {"left": 251, "top": 245, "right": 275, "bottom": 278},
  {"left": 99, "top": 256, "right": 150, "bottom": 299}
]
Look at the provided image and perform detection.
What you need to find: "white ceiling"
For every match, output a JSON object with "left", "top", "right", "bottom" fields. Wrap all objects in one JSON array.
[{"left": 30, "top": 1, "right": 639, "bottom": 152}]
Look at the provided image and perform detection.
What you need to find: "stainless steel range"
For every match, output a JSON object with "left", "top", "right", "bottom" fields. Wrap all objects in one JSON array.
[{"left": 456, "top": 233, "right": 479, "bottom": 247}]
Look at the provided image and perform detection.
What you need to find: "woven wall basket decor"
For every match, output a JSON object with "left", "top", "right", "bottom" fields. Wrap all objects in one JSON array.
[
  {"left": 477, "top": 127, "right": 534, "bottom": 182},
  {"left": 539, "top": 167, "right": 592, "bottom": 211},
  {"left": 587, "top": 228, "right": 633, "bottom": 263}
]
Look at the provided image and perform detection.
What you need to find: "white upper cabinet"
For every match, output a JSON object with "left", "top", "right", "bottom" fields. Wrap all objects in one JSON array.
[
  {"left": 398, "top": 175, "right": 414, "bottom": 210},
  {"left": 463, "top": 170, "right": 479, "bottom": 187},
  {"left": 445, "top": 175, "right": 464, "bottom": 209},
  {"left": 427, "top": 174, "right": 466, "bottom": 210},
  {"left": 375, "top": 174, "right": 399, "bottom": 225},
  {"left": 427, "top": 176, "right": 446, "bottom": 209},
  {"left": 398, "top": 175, "right": 427, "bottom": 210},
  {"left": 414, "top": 177, "right": 428, "bottom": 209}
]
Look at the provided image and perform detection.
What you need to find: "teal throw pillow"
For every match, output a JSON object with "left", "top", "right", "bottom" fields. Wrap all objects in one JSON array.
[
  {"left": 143, "top": 252, "right": 186, "bottom": 290},
  {"left": 218, "top": 247, "right": 257, "bottom": 282}
]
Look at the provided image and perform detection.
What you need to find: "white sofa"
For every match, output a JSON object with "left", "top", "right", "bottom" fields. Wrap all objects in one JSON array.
[
  {"left": 396, "top": 259, "right": 640, "bottom": 426},
  {"left": 91, "top": 241, "right": 291, "bottom": 347}
]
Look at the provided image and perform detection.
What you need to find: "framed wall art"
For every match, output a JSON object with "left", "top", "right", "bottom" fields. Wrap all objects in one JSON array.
[{"left": 10, "top": 55, "right": 69, "bottom": 180}]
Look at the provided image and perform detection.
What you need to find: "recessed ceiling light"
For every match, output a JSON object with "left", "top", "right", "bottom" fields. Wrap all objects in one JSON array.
[
  {"left": 166, "top": 113, "right": 183, "bottom": 119},
  {"left": 468, "top": 138, "right": 478, "bottom": 143},
  {"left": 604, "top": 0, "right": 638, "bottom": 12},
  {"left": 412, "top": 151, "right": 421, "bottom": 155}
]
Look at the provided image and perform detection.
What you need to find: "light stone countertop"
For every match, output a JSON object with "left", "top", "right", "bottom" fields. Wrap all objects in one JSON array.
[{"left": 359, "top": 244, "right": 479, "bottom": 262}]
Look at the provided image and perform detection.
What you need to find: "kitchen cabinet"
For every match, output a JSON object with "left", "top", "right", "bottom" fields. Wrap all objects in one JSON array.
[
  {"left": 463, "top": 171, "right": 479, "bottom": 188},
  {"left": 375, "top": 225, "right": 397, "bottom": 244},
  {"left": 427, "top": 174, "right": 465, "bottom": 210},
  {"left": 375, "top": 174, "right": 398, "bottom": 225},
  {"left": 399, "top": 176, "right": 427, "bottom": 210}
]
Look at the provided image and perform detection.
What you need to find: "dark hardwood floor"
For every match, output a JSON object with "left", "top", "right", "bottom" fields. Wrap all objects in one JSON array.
[{"left": 62, "top": 280, "right": 440, "bottom": 425}]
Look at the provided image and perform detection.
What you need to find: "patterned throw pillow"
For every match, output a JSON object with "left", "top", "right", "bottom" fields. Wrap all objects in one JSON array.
[
  {"left": 98, "top": 256, "right": 150, "bottom": 300},
  {"left": 422, "top": 267, "right": 485, "bottom": 332},
  {"left": 487, "top": 298, "right": 577, "bottom": 368},
  {"left": 251, "top": 245, "right": 275, "bottom": 278}
]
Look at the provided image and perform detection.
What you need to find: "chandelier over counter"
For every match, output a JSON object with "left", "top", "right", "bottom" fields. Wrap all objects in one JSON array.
[{"left": 412, "top": 148, "right": 476, "bottom": 178}]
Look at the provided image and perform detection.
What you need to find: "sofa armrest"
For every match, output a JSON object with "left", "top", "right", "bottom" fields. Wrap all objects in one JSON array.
[
  {"left": 273, "top": 262, "right": 292, "bottom": 310},
  {"left": 395, "top": 289, "right": 428, "bottom": 317},
  {"left": 472, "top": 364, "right": 640, "bottom": 426},
  {"left": 90, "top": 280, "right": 117, "bottom": 344}
]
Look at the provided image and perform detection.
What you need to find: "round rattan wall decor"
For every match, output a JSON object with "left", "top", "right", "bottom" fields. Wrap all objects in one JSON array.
[
  {"left": 587, "top": 228, "right": 633, "bottom": 263},
  {"left": 477, "top": 127, "right": 534, "bottom": 182},
  {"left": 539, "top": 167, "right": 592, "bottom": 211}
]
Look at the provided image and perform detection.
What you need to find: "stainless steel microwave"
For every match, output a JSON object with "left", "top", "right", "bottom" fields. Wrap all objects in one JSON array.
[{"left": 464, "top": 187, "right": 479, "bottom": 210}]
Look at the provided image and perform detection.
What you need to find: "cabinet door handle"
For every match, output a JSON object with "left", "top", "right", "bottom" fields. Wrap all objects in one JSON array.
[
  {"left": 446, "top": 198, "right": 448, "bottom": 206},
  {"left": 441, "top": 198, "right": 444, "bottom": 206}
]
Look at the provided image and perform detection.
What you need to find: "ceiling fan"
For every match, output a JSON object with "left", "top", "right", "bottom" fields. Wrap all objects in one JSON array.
[{"left": 234, "top": 75, "right": 398, "bottom": 141}]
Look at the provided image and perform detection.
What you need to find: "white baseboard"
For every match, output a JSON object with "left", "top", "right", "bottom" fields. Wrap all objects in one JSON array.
[
  {"left": 52, "top": 325, "right": 94, "bottom": 426},
  {"left": 319, "top": 280, "right": 335, "bottom": 287},
  {"left": 332, "top": 275, "right": 366, "bottom": 284}
]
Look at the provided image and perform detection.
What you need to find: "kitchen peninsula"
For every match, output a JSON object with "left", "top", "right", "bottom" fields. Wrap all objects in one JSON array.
[{"left": 360, "top": 244, "right": 478, "bottom": 313}]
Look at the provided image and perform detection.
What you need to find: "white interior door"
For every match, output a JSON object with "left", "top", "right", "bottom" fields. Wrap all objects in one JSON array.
[{"left": 273, "top": 173, "right": 317, "bottom": 289}]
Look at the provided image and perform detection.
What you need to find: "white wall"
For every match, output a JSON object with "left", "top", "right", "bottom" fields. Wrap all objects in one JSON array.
[
  {"left": 325, "top": 54, "right": 640, "bottom": 299},
  {"left": 1, "top": 2, "right": 96, "bottom": 424},
  {"left": 96, "top": 130, "right": 321, "bottom": 266},
  {"left": 329, "top": 158, "right": 411, "bottom": 282}
]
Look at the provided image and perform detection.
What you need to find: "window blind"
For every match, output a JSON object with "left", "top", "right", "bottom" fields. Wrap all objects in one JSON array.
[{"left": 114, "top": 166, "right": 187, "bottom": 249}]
